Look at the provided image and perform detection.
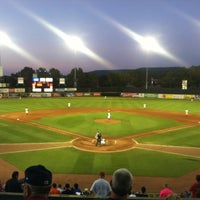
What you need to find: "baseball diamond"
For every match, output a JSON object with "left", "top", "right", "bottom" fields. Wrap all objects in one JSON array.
[{"left": 0, "top": 103, "right": 200, "bottom": 193}]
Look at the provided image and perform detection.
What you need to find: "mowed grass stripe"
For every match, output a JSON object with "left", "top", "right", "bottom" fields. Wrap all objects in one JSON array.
[{"left": 1, "top": 148, "right": 200, "bottom": 177}]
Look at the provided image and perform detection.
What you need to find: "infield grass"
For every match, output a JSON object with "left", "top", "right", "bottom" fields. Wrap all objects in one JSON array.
[{"left": 35, "top": 112, "right": 181, "bottom": 137}]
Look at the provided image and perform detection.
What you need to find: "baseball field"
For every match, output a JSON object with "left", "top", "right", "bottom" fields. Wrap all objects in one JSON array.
[{"left": 0, "top": 97, "right": 200, "bottom": 193}]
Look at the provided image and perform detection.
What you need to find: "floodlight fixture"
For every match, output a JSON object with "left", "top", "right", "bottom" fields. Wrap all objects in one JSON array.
[{"left": 0, "top": 31, "right": 13, "bottom": 47}]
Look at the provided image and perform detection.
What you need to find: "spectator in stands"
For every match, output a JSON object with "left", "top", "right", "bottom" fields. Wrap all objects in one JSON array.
[
  {"left": 57, "top": 184, "right": 64, "bottom": 193},
  {"left": 23, "top": 164, "right": 52, "bottom": 200},
  {"left": 49, "top": 182, "right": 61, "bottom": 194},
  {"left": 73, "top": 183, "right": 82, "bottom": 195},
  {"left": 189, "top": 174, "right": 200, "bottom": 198},
  {"left": 135, "top": 186, "right": 148, "bottom": 197},
  {"left": 165, "top": 193, "right": 181, "bottom": 200},
  {"left": 110, "top": 168, "right": 133, "bottom": 200},
  {"left": 159, "top": 183, "right": 174, "bottom": 198},
  {"left": 61, "top": 183, "right": 74, "bottom": 195},
  {"left": 90, "top": 171, "right": 112, "bottom": 197},
  {"left": 0, "top": 179, "right": 3, "bottom": 192},
  {"left": 5, "top": 171, "right": 23, "bottom": 193}
]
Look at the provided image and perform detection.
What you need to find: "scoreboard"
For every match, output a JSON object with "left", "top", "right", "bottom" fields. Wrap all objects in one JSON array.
[{"left": 32, "top": 77, "right": 53, "bottom": 92}]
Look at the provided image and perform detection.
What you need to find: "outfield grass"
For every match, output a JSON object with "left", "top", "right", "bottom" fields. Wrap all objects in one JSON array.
[
  {"left": 0, "top": 119, "right": 73, "bottom": 143},
  {"left": 0, "top": 97, "right": 200, "bottom": 177},
  {"left": 137, "top": 126, "right": 200, "bottom": 147},
  {"left": 0, "top": 97, "right": 200, "bottom": 113},
  {"left": 1, "top": 148, "right": 200, "bottom": 177}
]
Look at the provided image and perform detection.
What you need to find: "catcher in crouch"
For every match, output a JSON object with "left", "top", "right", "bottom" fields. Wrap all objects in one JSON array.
[{"left": 95, "top": 130, "right": 102, "bottom": 146}]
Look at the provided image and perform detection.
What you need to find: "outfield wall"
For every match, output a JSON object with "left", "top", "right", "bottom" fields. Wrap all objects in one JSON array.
[
  {"left": 29, "top": 92, "right": 196, "bottom": 100},
  {"left": 0, "top": 90, "right": 198, "bottom": 100}
]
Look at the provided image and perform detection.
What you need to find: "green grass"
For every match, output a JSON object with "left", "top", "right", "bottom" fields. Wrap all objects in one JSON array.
[
  {"left": 36, "top": 112, "right": 181, "bottom": 137},
  {"left": 0, "top": 119, "right": 73, "bottom": 143},
  {"left": 0, "top": 97, "right": 200, "bottom": 177},
  {"left": 0, "top": 97, "right": 200, "bottom": 113},
  {"left": 1, "top": 148, "right": 200, "bottom": 177},
  {"left": 137, "top": 126, "right": 200, "bottom": 147}
]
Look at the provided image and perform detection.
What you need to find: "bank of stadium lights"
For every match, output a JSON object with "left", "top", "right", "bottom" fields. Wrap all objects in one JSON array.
[
  {"left": 0, "top": 31, "right": 12, "bottom": 65},
  {"left": 0, "top": 31, "right": 13, "bottom": 47},
  {"left": 0, "top": 31, "right": 39, "bottom": 65},
  {"left": 0, "top": 31, "right": 14, "bottom": 76},
  {"left": 64, "top": 35, "right": 86, "bottom": 53}
]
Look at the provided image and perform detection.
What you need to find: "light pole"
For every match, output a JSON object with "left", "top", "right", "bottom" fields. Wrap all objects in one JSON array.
[
  {"left": 145, "top": 65, "right": 148, "bottom": 90},
  {"left": 140, "top": 36, "right": 158, "bottom": 90},
  {"left": 74, "top": 67, "right": 77, "bottom": 88},
  {"left": 64, "top": 35, "right": 86, "bottom": 89}
]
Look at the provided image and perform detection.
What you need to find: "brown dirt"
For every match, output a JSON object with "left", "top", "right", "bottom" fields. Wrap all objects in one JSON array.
[{"left": 0, "top": 108, "right": 200, "bottom": 194}]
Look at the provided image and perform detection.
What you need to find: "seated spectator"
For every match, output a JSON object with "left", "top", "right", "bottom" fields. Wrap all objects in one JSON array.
[
  {"left": 90, "top": 171, "right": 112, "bottom": 197},
  {"left": 73, "top": 183, "right": 82, "bottom": 195},
  {"left": 180, "top": 190, "right": 190, "bottom": 198},
  {"left": 0, "top": 179, "right": 3, "bottom": 192},
  {"left": 5, "top": 171, "right": 23, "bottom": 193},
  {"left": 57, "top": 184, "right": 64, "bottom": 193},
  {"left": 49, "top": 182, "right": 61, "bottom": 194},
  {"left": 135, "top": 186, "right": 148, "bottom": 197},
  {"left": 165, "top": 193, "right": 181, "bottom": 200},
  {"left": 83, "top": 188, "right": 90, "bottom": 196},
  {"left": 159, "top": 183, "right": 174, "bottom": 198},
  {"left": 110, "top": 168, "right": 133, "bottom": 200},
  {"left": 23, "top": 164, "right": 52, "bottom": 200},
  {"left": 189, "top": 174, "right": 200, "bottom": 198},
  {"left": 62, "top": 183, "right": 74, "bottom": 195}
]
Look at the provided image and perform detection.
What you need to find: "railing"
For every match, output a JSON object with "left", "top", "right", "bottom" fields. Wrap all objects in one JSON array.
[{"left": 0, "top": 192, "right": 197, "bottom": 200}]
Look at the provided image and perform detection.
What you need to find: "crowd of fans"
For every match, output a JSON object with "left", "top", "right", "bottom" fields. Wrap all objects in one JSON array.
[{"left": 0, "top": 165, "right": 199, "bottom": 199}]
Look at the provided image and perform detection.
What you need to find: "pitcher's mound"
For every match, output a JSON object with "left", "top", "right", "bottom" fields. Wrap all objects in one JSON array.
[{"left": 95, "top": 119, "right": 121, "bottom": 124}]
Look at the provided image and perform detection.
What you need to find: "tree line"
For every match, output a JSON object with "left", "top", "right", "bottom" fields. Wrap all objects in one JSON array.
[{"left": 3, "top": 65, "right": 200, "bottom": 94}]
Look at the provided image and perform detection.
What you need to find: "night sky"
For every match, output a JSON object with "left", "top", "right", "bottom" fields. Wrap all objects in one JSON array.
[{"left": 0, "top": 0, "right": 199, "bottom": 75}]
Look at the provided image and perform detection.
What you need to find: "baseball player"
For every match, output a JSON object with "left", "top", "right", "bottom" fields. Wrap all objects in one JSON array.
[
  {"left": 25, "top": 108, "right": 29, "bottom": 115},
  {"left": 95, "top": 130, "right": 102, "bottom": 146},
  {"left": 107, "top": 110, "right": 111, "bottom": 120}
]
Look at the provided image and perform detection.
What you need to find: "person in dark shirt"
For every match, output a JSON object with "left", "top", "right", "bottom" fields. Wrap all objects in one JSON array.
[
  {"left": 73, "top": 183, "right": 82, "bottom": 195},
  {"left": 189, "top": 174, "right": 200, "bottom": 198},
  {"left": 5, "top": 171, "right": 23, "bottom": 193},
  {"left": 23, "top": 164, "right": 52, "bottom": 200},
  {"left": 62, "top": 183, "right": 74, "bottom": 195}
]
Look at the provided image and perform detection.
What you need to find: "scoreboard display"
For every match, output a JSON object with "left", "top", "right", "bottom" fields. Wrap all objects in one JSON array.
[{"left": 32, "top": 77, "right": 53, "bottom": 92}]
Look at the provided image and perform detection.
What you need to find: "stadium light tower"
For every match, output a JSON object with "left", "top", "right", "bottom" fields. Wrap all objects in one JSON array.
[
  {"left": 0, "top": 31, "right": 12, "bottom": 76},
  {"left": 140, "top": 36, "right": 160, "bottom": 90},
  {"left": 64, "top": 35, "right": 86, "bottom": 88}
]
